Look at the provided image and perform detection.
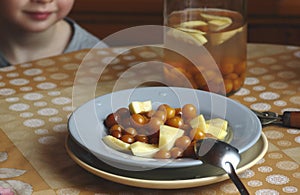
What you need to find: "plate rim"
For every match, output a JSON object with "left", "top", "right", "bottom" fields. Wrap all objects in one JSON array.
[{"left": 65, "top": 132, "right": 268, "bottom": 189}]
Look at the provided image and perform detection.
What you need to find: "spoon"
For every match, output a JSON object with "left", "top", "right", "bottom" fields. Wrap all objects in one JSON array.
[
  {"left": 252, "top": 110, "right": 300, "bottom": 128},
  {"left": 194, "top": 138, "right": 249, "bottom": 195}
]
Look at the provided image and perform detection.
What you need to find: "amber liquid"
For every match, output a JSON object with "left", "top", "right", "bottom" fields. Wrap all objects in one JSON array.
[{"left": 164, "top": 8, "right": 247, "bottom": 95}]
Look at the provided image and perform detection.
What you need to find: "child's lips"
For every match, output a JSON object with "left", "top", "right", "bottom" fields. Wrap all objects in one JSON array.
[{"left": 25, "top": 11, "right": 53, "bottom": 20}]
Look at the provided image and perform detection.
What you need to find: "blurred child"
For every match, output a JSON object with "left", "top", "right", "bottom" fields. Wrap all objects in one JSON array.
[{"left": 0, "top": 0, "right": 106, "bottom": 67}]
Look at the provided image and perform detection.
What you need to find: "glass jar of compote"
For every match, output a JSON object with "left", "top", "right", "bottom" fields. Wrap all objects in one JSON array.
[{"left": 163, "top": 0, "right": 247, "bottom": 96}]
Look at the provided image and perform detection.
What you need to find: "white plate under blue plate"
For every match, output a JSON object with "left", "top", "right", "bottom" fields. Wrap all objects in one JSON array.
[{"left": 68, "top": 87, "right": 262, "bottom": 171}]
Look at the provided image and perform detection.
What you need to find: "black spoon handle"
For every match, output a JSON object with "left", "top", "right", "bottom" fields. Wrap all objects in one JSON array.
[{"left": 226, "top": 162, "right": 250, "bottom": 195}]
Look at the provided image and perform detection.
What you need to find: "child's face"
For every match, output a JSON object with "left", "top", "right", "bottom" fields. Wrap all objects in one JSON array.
[{"left": 0, "top": 0, "right": 75, "bottom": 32}]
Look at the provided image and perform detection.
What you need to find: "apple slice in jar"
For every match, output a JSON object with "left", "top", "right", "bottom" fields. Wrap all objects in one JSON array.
[
  {"left": 209, "top": 26, "right": 243, "bottom": 45},
  {"left": 180, "top": 20, "right": 208, "bottom": 28},
  {"left": 200, "top": 13, "right": 232, "bottom": 31},
  {"left": 167, "top": 28, "right": 208, "bottom": 45}
]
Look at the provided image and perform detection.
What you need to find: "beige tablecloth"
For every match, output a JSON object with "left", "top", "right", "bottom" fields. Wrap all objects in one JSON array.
[{"left": 0, "top": 44, "right": 299, "bottom": 194}]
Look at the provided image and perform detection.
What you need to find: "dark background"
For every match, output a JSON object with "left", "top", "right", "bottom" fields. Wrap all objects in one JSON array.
[{"left": 69, "top": 0, "right": 300, "bottom": 46}]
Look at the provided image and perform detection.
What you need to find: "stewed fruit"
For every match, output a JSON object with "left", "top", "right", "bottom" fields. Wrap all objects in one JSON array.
[{"left": 102, "top": 100, "right": 229, "bottom": 159}]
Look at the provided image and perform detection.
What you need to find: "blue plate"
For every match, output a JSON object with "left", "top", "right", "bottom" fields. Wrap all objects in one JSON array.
[{"left": 68, "top": 87, "right": 261, "bottom": 171}]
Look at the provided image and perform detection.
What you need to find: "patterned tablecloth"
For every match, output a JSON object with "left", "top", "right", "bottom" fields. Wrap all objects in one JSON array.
[{"left": 0, "top": 44, "right": 299, "bottom": 195}]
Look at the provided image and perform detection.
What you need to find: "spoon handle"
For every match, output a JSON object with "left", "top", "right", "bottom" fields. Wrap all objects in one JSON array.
[
  {"left": 226, "top": 162, "right": 249, "bottom": 195},
  {"left": 282, "top": 111, "right": 300, "bottom": 128}
]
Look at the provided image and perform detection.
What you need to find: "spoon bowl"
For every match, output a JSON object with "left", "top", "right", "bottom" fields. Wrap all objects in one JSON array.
[{"left": 194, "top": 138, "right": 249, "bottom": 195}]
